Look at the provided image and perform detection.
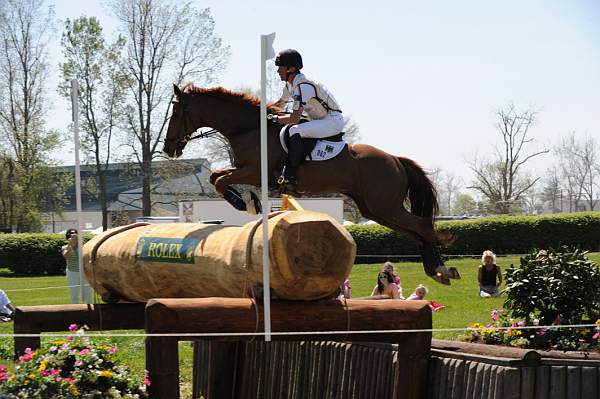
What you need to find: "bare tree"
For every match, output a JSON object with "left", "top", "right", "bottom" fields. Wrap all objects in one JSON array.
[
  {"left": 59, "top": 16, "right": 127, "bottom": 230},
  {"left": 556, "top": 132, "right": 599, "bottom": 211},
  {"left": 110, "top": 0, "right": 230, "bottom": 216},
  {"left": 468, "top": 104, "right": 549, "bottom": 214},
  {"left": 0, "top": 0, "right": 66, "bottom": 231},
  {"left": 431, "top": 170, "right": 462, "bottom": 215},
  {"left": 541, "top": 167, "right": 562, "bottom": 213}
]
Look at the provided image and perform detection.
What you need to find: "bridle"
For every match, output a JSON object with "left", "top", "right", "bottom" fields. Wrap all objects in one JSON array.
[{"left": 164, "top": 96, "right": 219, "bottom": 150}]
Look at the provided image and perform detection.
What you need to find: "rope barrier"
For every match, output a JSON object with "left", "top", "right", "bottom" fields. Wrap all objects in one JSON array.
[{"left": 0, "top": 323, "right": 597, "bottom": 338}]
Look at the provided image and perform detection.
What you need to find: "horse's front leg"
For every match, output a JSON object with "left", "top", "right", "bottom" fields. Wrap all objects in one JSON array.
[
  {"left": 214, "top": 166, "right": 261, "bottom": 213},
  {"left": 214, "top": 166, "right": 259, "bottom": 193},
  {"left": 209, "top": 168, "right": 235, "bottom": 186}
]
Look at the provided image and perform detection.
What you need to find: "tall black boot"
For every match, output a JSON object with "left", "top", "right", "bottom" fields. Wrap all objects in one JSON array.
[{"left": 281, "top": 133, "right": 303, "bottom": 184}]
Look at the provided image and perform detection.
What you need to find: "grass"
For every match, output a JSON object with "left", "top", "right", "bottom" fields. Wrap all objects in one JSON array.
[{"left": 0, "top": 253, "right": 598, "bottom": 390}]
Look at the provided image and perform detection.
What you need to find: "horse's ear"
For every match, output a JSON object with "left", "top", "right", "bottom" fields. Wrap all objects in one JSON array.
[{"left": 173, "top": 84, "right": 182, "bottom": 97}]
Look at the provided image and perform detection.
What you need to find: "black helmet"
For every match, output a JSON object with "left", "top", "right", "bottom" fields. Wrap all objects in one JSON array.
[{"left": 275, "top": 49, "right": 303, "bottom": 69}]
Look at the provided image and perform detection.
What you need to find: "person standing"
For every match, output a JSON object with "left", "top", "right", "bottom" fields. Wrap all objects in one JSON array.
[
  {"left": 0, "top": 289, "right": 15, "bottom": 321},
  {"left": 62, "top": 229, "right": 92, "bottom": 303}
]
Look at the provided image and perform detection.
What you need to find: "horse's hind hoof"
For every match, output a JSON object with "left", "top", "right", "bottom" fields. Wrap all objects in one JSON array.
[
  {"left": 447, "top": 267, "right": 461, "bottom": 279},
  {"left": 431, "top": 273, "right": 451, "bottom": 286}
]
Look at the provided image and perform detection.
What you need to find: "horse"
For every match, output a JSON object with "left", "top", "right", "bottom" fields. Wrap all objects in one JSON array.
[{"left": 163, "top": 84, "right": 458, "bottom": 284}]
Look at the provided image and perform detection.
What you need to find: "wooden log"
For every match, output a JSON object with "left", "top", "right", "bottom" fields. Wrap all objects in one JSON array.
[
  {"left": 566, "top": 366, "right": 581, "bottom": 399},
  {"left": 146, "top": 337, "right": 179, "bottom": 399},
  {"left": 549, "top": 366, "right": 566, "bottom": 399},
  {"left": 13, "top": 303, "right": 145, "bottom": 357},
  {"left": 580, "top": 367, "right": 597, "bottom": 399},
  {"left": 520, "top": 367, "right": 535, "bottom": 399},
  {"left": 502, "top": 367, "right": 520, "bottom": 399},
  {"left": 84, "top": 211, "right": 356, "bottom": 302},
  {"left": 432, "top": 339, "right": 541, "bottom": 364},
  {"left": 534, "top": 365, "right": 550, "bottom": 399},
  {"left": 145, "top": 298, "right": 432, "bottom": 343}
]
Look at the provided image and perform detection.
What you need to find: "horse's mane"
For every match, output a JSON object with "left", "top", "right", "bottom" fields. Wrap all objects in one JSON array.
[{"left": 182, "top": 83, "right": 281, "bottom": 113}]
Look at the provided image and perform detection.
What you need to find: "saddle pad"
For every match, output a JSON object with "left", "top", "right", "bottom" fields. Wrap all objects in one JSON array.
[{"left": 279, "top": 125, "right": 346, "bottom": 161}]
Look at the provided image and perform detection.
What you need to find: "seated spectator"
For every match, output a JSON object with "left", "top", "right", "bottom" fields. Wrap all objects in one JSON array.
[
  {"left": 407, "top": 284, "right": 428, "bottom": 300},
  {"left": 338, "top": 279, "right": 351, "bottom": 300},
  {"left": 478, "top": 250, "right": 502, "bottom": 298},
  {"left": 0, "top": 289, "right": 15, "bottom": 321},
  {"left": 370, "top": 270, "right": 402, "bottom": 299},
  {"left": 382, "top": 261, "right": 401, "bottom": 286}
]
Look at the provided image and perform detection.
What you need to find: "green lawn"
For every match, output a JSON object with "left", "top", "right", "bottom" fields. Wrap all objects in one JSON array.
[{"left": 0, "top": 253, "right": 598, "bottom": 390}]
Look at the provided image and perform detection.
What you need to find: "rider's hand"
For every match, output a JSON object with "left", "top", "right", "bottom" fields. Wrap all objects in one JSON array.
[{"left": 267, "top": 114, "right": 279, "bottom": 123}]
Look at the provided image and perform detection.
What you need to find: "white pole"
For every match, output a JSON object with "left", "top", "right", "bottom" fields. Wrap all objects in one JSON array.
[
  {"left": 260, "top": 33, "right": 275, "bottom": 341},
  {"left": 70, "top": 80, "right": 87, "bottom": 304}
]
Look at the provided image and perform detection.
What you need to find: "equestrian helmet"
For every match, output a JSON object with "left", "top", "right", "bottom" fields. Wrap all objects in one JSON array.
[{"left": 275, "top": 49, "right": 303, "bottom": 69}]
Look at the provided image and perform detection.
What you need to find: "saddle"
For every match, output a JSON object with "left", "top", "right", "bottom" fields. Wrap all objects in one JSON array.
[{"left": 281, "top": 125, "right": 345, "bottom": 161}]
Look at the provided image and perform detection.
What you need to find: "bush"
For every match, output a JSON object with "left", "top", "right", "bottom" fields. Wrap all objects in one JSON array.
[
  {"left": 0, "top": 234, "right": 67, "bottom": 275},
  {"left": 347, "top": 212, "right": 600, "bottom": 262},
  {"left": 0, "top": 324, "right": 148, "bottom": 398},
  {"left": 503, "top": 247, "right": 600, "bottom": 325}
]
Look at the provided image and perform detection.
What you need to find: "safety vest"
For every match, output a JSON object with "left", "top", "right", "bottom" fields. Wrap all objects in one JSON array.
[{"left": 291, "top": 74, "right": 342, "bottom": 120}]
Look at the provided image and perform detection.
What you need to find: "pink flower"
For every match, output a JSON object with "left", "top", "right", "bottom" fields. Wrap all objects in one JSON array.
[
  {"left": 20, "top": 353, "right": 33, "bottom": 363},
  {"left": 61, "top": 343, "right": 70, "bottom": 350},
  {"left": 110, "top": 346, "right": 117, "bottom": 354},
  {"left": 533, "top": 319, "right": 540, "bottom": 326},
  {"left": 66, "top": 335, "right": 73, "bottom": 341},
  {"left": 49, "top": 346, "right": 57, "bottom": 352},
  {"left": 65, "top": 377, "right": 74, "bottom": 384},
  {"left": 490, "top": 310, "right": 498, "bottom": 321},
  {"left": 50, "top": 368, "right": 59, "bottom": 376},
  {"left": 517, "top": 321, "right": 525, "bottom": 327},
  {"left": 68, "top": 324, "right": 78, "bottom": 332},
  {"left": 75, "top": 360, "right": 83, "bottom": 367},
  {"left": 144, "top": 376, "right": 152, "bottom": 386},
  {"left": 592, "top": 332, "right": 599, "bottom": 340},
  {"left": 40, "top": 370, "right": 49, "bottom": 377},
  {"left": 79, "top": 349, "right": 90, "bottom": 355}
]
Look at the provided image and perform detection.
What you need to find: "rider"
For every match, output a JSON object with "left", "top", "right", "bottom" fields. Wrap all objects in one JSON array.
[{"left": 269, "top": 49, "right": 344, "bottom": 184}]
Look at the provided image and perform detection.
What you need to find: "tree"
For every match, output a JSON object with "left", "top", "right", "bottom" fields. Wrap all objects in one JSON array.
[
  {"left": 431, "top": 170, "right": 462, "bottom": 215},
  {"left": 0, "top": 0, "right": 66, "bottom": 231},
  {"left": 540, "top": 167, "right": 562, "bottom": 213},
  {"left": 110, "top": 0, "right": 230, "bottom": 216},
  {"left": 59, "top": 16, "right": 128, "bottom": 231},
  {"left": 468, "top": 104, "right": 548, "bottom": 214},
  {"left": 556, "top": 132, "right": 599, "bottom": 211},
  {"left": 452, "top": 193, "right": 477, "bottom": 215}
]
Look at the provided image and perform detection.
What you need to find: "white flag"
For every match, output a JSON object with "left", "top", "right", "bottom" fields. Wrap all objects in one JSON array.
[{"left": 262, "top": 32, "right": 276, "bottom": 60}]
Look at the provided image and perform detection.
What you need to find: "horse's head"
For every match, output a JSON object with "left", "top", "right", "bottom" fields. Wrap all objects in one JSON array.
[{"left": 163, "top": 84, "right": 204, "bottom": 158}]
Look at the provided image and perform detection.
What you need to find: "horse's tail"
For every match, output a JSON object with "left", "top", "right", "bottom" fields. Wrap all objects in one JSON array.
[{"left": 397, "top": 157, "right": 454, "bottom": 246}]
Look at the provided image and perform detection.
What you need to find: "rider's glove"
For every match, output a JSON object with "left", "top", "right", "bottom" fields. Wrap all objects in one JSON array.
[{"left": 267, "top": 114, "right": 279, "bottom": 123}]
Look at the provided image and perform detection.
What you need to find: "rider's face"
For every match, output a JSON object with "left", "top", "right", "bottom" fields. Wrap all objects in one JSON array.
[
  {"left": 277, "top": 66, "right": 297, "bottom": 82},
  {"left": 277, "top": 65, "right": 288, "bottom": 81}
]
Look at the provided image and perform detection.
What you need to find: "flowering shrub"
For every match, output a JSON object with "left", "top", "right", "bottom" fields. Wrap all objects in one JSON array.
[
  {"left": 504, "top": 247, "right": 600, "bottom": 325},
  {"left": 464, "top": 309, "right": 600, "bottom": 351},
  {"left": 0, "top": 324, "right": 149, "bottom": 398}
]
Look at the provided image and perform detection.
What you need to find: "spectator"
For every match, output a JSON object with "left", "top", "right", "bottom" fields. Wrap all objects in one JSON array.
[
  {"left": 62, "top": 229, "right": 93, "bottom": 304},
  {"left": 407, "top": 284, "right": 428, "bottom": 300},
  {"left": 478, "top": 250, "right": 502, "bottom": 298},
  {"left": 382, "top": 261, "right": 401, "bottom": 286},
  {"left": 338, "top": 279, "right": 351, "bottom": 300},
  {"left": 0, "top": 289, "right": 15, "bottom": 322},
  {"left": 370, "top": 270, "right": 402, "bottom": 299}
]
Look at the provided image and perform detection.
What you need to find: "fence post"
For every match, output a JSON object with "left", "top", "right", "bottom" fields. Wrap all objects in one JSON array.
[{"left": 146, "top": 336, "right": 180, "bottom": 399}]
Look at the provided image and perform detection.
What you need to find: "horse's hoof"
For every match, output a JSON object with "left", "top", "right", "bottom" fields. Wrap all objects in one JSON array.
[
  {"left": 447, "top": 267, "right": 461, "bottom": 279},
  {"left": 431, "top": 273, "right": 451, "bottom": 286}
]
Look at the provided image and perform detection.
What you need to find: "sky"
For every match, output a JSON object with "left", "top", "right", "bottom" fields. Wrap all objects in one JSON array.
[{"left": 47, "top": 0, "right": 600, "bottom": 185}]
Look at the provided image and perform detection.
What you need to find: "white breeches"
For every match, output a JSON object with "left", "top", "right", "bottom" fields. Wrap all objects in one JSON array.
[{"left": 289, "top": 112, "right": 344, "bottom": 139}]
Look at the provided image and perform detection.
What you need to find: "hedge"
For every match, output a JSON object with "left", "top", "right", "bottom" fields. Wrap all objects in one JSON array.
[
  {"left": 347, "top": 212, "right": 600, "bottom": 263},
  {"left": 0, "top": 212, "right": 599, "bottom": 274}
]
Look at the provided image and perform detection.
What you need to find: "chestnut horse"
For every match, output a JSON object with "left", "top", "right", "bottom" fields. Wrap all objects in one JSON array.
[{"left": 163, "top": 84, "right": 458, "bottom": 284}]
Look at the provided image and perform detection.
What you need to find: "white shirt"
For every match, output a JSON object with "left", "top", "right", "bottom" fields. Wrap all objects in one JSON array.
[{"left": 0, "top": 290, "right": 12, "bottom": 314}]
